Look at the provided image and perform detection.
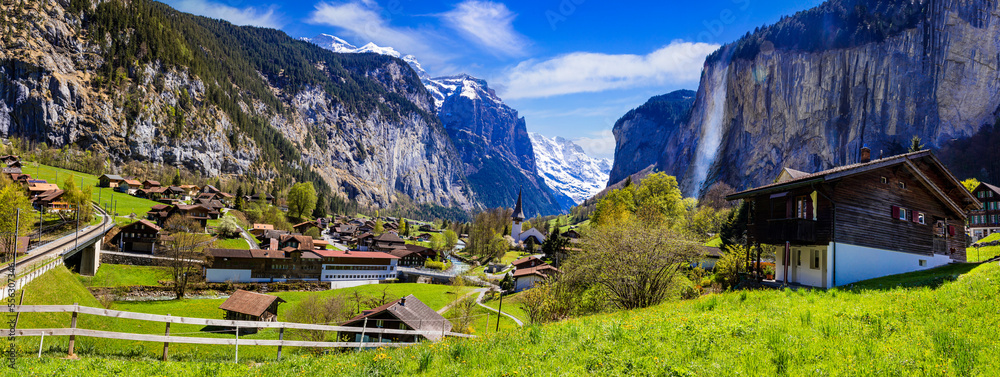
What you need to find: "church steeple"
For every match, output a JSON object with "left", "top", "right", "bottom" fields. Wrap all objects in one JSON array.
[{"left": 512, "top": 189, "right": 525, "bottom": 221}]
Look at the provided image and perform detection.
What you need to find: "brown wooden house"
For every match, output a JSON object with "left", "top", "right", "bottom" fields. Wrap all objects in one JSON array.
[
  {"left": 218, "top": 290, "right": 285, "bottom": 322},
  {"left": 726, "top": 149, "right": 981, "bottom": 288},
  {"left": 109, "top": 219, "right": 162, "bottom": 253},
  {"left": 338, "top": 295, "right": 451, "bottom": 343}
]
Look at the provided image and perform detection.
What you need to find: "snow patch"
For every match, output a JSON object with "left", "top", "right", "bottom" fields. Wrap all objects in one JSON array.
[{"left": 529, "top": 132, "right": 612, "bottom": 204}]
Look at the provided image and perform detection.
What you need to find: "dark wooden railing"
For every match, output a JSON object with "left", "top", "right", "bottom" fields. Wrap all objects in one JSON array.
[{"left": 758, "top": 218, "right": 817, "bottom": 244}]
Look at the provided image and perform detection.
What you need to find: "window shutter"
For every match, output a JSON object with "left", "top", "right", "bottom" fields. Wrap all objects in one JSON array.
[
  {"left": 912, "top": 211, "right": 921, "bottom": 224},
  {"left": 948, "top": 225, "right": 956, "bottom": 236},
  {"left": 891, "top": 206, "right": 900, "bottom": 219}
]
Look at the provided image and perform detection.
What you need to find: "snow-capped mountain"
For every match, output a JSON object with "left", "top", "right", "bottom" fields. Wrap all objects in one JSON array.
[
  {"left": 529, "top": 132, "right": 613, "bottom": 205},
  {"left": 302, "top": 34, "right": 427, "bottom": 77}
]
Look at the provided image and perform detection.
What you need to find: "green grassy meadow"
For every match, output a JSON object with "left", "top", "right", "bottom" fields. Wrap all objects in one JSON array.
[
  {"left": 213, "top": 237, "right": 251, "bottom": 250},
  {"left": 11, "top": 261, "right": 1000, "bottom": 375},
  {"left": 23, "top": 162, "right": 162, "bottom": 222},
  {"left": 480, "top": 293, "right": 528, "bottom": 324},
  {"left": 77, "top": 264, "right": 172, "bottom": 287}
]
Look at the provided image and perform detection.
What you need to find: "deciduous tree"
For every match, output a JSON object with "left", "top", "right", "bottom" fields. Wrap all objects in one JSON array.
[
  {"left": 158, "top": 232, "right": 213, "bottom": 299},
  {"left": 287, "top": 182, "right": 317, "bottom": 220}
]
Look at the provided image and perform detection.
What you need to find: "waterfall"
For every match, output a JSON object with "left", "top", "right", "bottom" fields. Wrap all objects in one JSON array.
[{"left": 690, "top": 63, "right": 728, "bottom": 197}]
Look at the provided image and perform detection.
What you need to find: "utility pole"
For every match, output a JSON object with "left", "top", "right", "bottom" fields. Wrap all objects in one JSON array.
[{"left": 495, "top": 293, "right": 503, "bottom": 332}]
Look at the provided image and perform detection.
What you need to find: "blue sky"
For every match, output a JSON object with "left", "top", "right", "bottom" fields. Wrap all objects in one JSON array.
[{"left": 162, "top": 0, "right": 824, "bottom": 159}]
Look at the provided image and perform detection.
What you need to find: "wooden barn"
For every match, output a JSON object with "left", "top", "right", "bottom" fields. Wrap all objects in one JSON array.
[{"left": 218, "top": 290, "right": 286, "bottom": 322}]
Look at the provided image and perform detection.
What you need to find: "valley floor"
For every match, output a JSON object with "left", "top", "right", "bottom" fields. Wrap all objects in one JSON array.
[{"left": 8, "top": 261, "right": 1000, "bottom": 376}]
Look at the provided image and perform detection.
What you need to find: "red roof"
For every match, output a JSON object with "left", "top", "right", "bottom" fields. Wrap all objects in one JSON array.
[{"left": 313, "top": 249, "right": 399, "bottom": 259}]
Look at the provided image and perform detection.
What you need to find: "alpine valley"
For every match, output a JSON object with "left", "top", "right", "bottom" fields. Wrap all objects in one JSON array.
[{"left": 0, "top": 0, "right": 590, "bottom": 218}]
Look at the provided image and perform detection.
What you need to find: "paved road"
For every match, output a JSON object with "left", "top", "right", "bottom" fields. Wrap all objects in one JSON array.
[{"left": 475, "top": 290, "right": 524, "bottom": 327}]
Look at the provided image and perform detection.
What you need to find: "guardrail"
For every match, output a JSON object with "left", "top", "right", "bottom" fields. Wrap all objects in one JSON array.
[{"left": 14, "top": 304, "right": 473, "bottom": 362}]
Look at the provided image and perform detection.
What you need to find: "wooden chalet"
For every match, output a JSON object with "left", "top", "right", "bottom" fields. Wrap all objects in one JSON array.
[
  {"left": 968, "top": 182, "right": 1000, "bottom": 242},
  {"left": 250, "top": 223, "right": 275, "bottom": 237},
  {"left": 117, "top": 179, "right": 142, "bottom": 195},
  {"left": 388, "top": 244, "right": 438, "bottom": 267},
  {"left": 98, "top": 174, "right": 124, "bottom": 188},
  {"left": 218, "top": 290, "right": 286, "bottom": 322},
  {"left": 33, "top": 189, "right": 70, "bottom": 211},
  {"left": 338, "top": 295, "right": 451, "bottom": 343},
  {"left": 292, "top": 221, "right": 319, "bottom": 234},
  {"left": 372, "top": 233, "right": 406, "bottom": 252},
  {"left": 726, "top": 149, "right": 981, "bottom": 288},
  {"left": 142, "top": 180, "right": 162, "bottom": 189},
  {"left": 109, "top": 219, "right": 162, "bottom": 253},
  {"left": 511, "top": 255, "right": 544, "bottom": 270},
  {"left": 512, "top": 264, "right": 560, "bottom": 292}
]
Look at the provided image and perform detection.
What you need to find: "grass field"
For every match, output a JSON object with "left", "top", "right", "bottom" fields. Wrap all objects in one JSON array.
[
  {"left": 23, "top": 162, "right": 162, "bottom": 221},
  {"left": 499, "top": 251, "right": 528, "bottom": 265},
  {"left": 213, "top": 237, "right": 251, "bottom": 250},
  {"left": 13, "top": 260, "right": 1000, "bottom": 375},
  {"left": 444, "top": 304, "right": 519, "bottom": 335},
  {"left": 77, "top": 264, "right": 171, "bottom": 287}
]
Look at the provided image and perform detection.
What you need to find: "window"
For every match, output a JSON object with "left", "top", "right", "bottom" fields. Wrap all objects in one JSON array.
[
  {"left": 881, "top": 177, "right": 888, "bottom": 184},
  {"left": 810, "top": 250, "right": 821, "bottom": 270},
  {"left": 376, "top": 320, "right": 384, "bottom": 328},
  {"left": 795, "top": 196, "right": 810, "bottom": 219},
  {"left": 796, "top": 250, "right": 801, "bottom": 266},
  {"left": 917, "top": 213, "right": 926, "bottom": 225},
  {"left": 898, "top": 208, "right": 908, "bottom": 221},
  {"left": 919, "top": 260, "right": 927, "bottom": 267},
  {"left": 399, "top": 323, "right": 406, "bottom": 330},
  {"left": 898, "top": 182, "right": 906, "bottom": 189}
]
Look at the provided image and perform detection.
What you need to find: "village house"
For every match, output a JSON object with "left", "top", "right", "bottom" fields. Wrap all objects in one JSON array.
[
  {"left": 512, "top": 264, "right": 560, "bottom": 292},
  {"left": 511, "top": 255, "right": 544, "bottom": 270},
  {"left": 372, "top": 233, "right": 406, "bottom": 252},
  {"left": 27, "top": 182, "right": 60, "bottom": 198},
  {"left": 1, "top": 166, "right": 21, "bottom": 175},
  {"left": 109, "top": 219, "right": 162, "bottom": 253},
  {"left": 117, "top": 179, "right": 142, "bottom": 195},
  {"left": 142, "top": 180, "right": 161, "bottom": 189},
  {"left": 388, "top": 244, "right": 438, "bottom": 267},
  {"left": 725, "top": 149, "right": 980, "bottom": 288},
  {"left": 293, "top": 221, "right": 320, "bottom": 234},
  {"left": 250, "top": 223, "right": 274, "bottom": 237},
  {"left": 147, "top": 204, "right": 213, "bottom": 229},
  {"left": 218, "top": 289, "right": 286, "bottom": 322},
  {"left": 33, "top": 189, "right": 70, "bottom": 212},
  {"left": 968, "top": 182, "right": 1000, "bottom": 242},
  {"left": 338, "top": 295, "right": 451, "bottom": 343},
  {"left": 98, "top": 174, "right": 125, "bottom": 188},
  {"left": 136, "top": 186, "right": 168, "bottom": 200},
  {"left": 0, "top": 155, "right": 20, "bottom": 165},
  {"left": 205, "top": 248, "right": 323, "bottom": 283},
  {"left": 314, "top": 249, "right": 399, "bottom": 283}
]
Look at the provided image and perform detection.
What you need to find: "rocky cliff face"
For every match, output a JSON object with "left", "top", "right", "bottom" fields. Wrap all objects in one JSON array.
[
  {"left": 436, "top": 75, "right": 564, "bottom": 215},
  {"left": 0, "top": 0, "right": 475, "bottom": 210},
  {"left": 612, "top": 0, "right": 1000, "bottom": 196},
  {"left": 608, "top": 90, "right": 695, "bottom": 186}
]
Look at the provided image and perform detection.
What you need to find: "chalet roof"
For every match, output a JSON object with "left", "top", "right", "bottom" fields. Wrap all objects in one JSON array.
[
  {"left": 28, "top": 183, "right": 60, "bottom": 192},
  {"left": 250, "top": 249, "right": 287, "bottom": 259},
  {"left": 356, "top": 233, "right": 374, "bottom": 240},
  {"left": 252, "top": 224, "right": 274, "bottom": 231},
  {"left": 293, "top": 221, "right": 318, "bottom": 229},
  {"left": 388, "top": 248, "right": 421, "bottom": 258},
  {"left": 143, "top": 180, "right": 161, "bottom": 186},
  {"left": 511, "top": 256, "right": 541, "bottom": 267},
  {"left": 123, "top": 179, "right": 142, "bottom": 186},
  {"left": 726, "top": 150, "right": 980, "bottom": 215},
  {"left": 374, "top": 232, "right": 404, "bottom": 243},
  {"left": 34, "top": 189, "right": 65, "bottom": 203},
  {"left": 512, "top": 264, "right": 560, "bottom": 278},
  {"left": 133, "top": 219, "right": 162, "bottom": 231},
  {"left": 209, "top": 248, "right": 253, "bottom": 259},
  {"left": 167, "top": 186, "right": 185, "bottom": 193},
  {"left": 343, "top": 295, "right": 450, "bottom": 339},
  {"left": 979, "top": 182, "right": 1000, "bottom": 195},
  {"left": 142, "top": 187, "right": 168, "bottom": 194},
  {"left": 218, "top": 290, "right": 285, "bottom": 317},
  {"left": 2, "top": 167, "right": 21, "bottom": 174},
  {"left": 313, "top": 249, "right": 399, "bottom": 259},
  {"left": 100, "top": 174, "right": 124, "bottom": 181},
  {"left": 260, "top": 229, "right": 290, "bottom": 239},
  {"left": 512, "top": 189, "right": 525, "bottom": 221},
  {"left": 150, "top": 204, "right": 171, "bottom": 211}
]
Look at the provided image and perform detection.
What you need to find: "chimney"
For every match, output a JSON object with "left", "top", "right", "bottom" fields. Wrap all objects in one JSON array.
[
  {"left": 400, "top": 297, "right": 406, "bottom": 306},
  {"left": 860, "top": 146, "right": 871, "bottom": 163}
]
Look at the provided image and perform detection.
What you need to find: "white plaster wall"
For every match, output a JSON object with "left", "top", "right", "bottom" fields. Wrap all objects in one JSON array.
[
  {"left": 205, "top": 269, "right": 251, "bottom": 283},
  {"left": 775, "top": 246, "right": 827, "bottom": 288},
  {"left": 832, "top": 242, "right": 954, "bottom": 286},
  {"left": 515, "top": 274, "right": 543, "bottom": 292}
]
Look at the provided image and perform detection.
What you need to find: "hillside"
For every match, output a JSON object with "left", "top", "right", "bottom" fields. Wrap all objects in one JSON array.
[
  {"left": 610, "top": 0, "right": 1000, "bottom": 196},
  {"left": 13, "top": 261, "right": 1000, "bottom": 375},
  {"left": 0, "top": 0, "right": 475, "bottom": 212}
]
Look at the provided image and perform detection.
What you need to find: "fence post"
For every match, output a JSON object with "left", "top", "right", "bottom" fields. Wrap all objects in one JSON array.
[
  {"left": 162, "top": 314, "right": 171, "bottom": 361},
  {"left": 68, "top": 303, "right": 79, "bottom": 356},
  {"left": 234, "top": 325, "right": 239, "bottom": 363},
  {"left": 37, "top": 333, "right": 45, "bottom": 358},
  {"left": 276, "top": 327, "right": 284, "bottom": 361},
  {"left": 357, "top": 318, "right": 368, "bottom": 351}
]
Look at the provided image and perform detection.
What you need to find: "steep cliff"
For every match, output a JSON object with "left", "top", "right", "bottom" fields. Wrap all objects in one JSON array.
[
  {"left": 612, "top": 0, "right": 1000, "bottom": 195},
  {"left": 0, "top": 0, "right": 475, "bottom": 210},
  {"left": 529, "top": 132, "right": 612, "bottom": 207},
  {"left": 608, "top": 90, "right": 695, "bottom": 185},
  {"left": 436, "top": 75, "right": 564, "bottom": 216}
]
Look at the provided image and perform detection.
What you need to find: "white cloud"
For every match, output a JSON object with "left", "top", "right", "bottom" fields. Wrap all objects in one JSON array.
[
  {"left": 573, "top": 129, "right": 617, "bottom": 160},
  {"left": 501, "top": 40, "right": 720, "bottom": 99},
  {"left": 307, "top": 1, "right": 448, "bottom": 68},
  {"left": 440, "top": 1, "right": 528, "bottom": 57},
  {"left": 171, "top": 0, "right": 283, "bottom": 29}
]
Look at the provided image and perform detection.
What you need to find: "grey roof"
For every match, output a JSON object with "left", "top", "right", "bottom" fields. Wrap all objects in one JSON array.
[
  {"left": 512, "top": 189, "right": 525, "bottom": 221},
  {"left": 101, "top": 174, "right": 124, "bottom": 181},
  {"left": 344, "top": 295, "right": 451, "bottom": 340}
]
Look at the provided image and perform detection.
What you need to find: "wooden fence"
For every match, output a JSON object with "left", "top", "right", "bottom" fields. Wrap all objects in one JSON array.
[{"left": 14, "top": 304, "right": 473, "bottom": 362}]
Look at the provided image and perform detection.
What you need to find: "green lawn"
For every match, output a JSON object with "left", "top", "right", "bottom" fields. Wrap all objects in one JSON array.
[
  {"left": 20, "top": 262, "right": 1000, "bottom": 375},
  {"left": 23, "top": 162, "right": 162, "bottom": 218},
  {"left": 844, "top": 262, "right": 979, "bottom": 290},
  {"left": 703, "top": 236, "right": 722, "bottom": 247},
  {"left": 78, "top": 264, "right": 172, "bottom": 287},
  {"left": 500, "top": 251, "right": 527, "bottom": 265},
  {"left": 967, "top": 245, "right": 1000, "bottom": 262},
  {"left": 444, "top": 304, "right": 519, "bottom": 335},
  {"left": 213, "top": 237, "right": 251, "bottom": 250}
]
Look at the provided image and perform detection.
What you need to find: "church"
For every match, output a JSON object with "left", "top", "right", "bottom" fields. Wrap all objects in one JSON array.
[{"left": 511, "top": 189, "right": 547, "bottom": 245}]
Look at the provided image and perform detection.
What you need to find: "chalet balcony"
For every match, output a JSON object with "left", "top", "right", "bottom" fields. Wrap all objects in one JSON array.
[{"left": 753, "top": 218, "right": 817, "bottom": 244}]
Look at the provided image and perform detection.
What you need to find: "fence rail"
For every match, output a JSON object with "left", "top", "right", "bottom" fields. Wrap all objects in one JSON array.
[{"left": 14, "top": 304, "right": 473, "bottom": 361}]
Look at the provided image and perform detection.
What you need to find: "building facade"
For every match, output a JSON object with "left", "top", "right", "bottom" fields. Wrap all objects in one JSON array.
[{"left": 968, "top": 182, "right": 1000, "bottom": 242}]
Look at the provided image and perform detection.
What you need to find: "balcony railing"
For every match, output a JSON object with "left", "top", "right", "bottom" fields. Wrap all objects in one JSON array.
[{"left": 755, "top": 218, "right": 817, "bottom": 244}]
